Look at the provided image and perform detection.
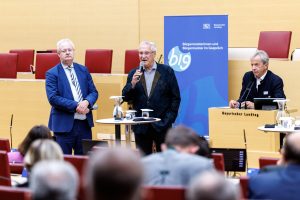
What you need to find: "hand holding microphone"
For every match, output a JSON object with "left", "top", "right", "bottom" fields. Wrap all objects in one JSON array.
[{"left": 131, "top": 61, "right": 144, "bottom": 88}]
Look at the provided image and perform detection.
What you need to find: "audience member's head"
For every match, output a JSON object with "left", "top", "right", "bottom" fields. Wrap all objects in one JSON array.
[
  {"left": 85, "top": 147, "right": 144, "bottom": 200},
  {"left": 24, "top": 139, "right": 63, "bottom": 172},
  {"left": 281, "top": 133, "right": 300, "bottom": 164},
  {"left": 18, "top": 125, "right": 52, "bottom": 156},
  {"left": 195, "top": 136, "right": 211, "bottom": 158},
  {"left": 187, "top": 171, "right": 239, "bottom": 200},
  {"left": 163, "top": 125, "right": 201, "bottom": 154},
  {"left": 30, "top": 160, "right": 79, "bottom": 200}
]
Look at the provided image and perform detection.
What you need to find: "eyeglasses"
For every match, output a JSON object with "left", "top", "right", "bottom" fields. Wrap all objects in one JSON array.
[
  {"left": 139, "top": 51, "right": 153, "bottom": 56},
  {"left": 60, "top": 49, "right": 73, "bottom": 53}
]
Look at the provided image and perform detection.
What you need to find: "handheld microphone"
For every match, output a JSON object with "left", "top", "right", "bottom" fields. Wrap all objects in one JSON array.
[
  {"left": 137, "top": 61, "right": 144, "bottom": 81},
  {"left": 91, "top": 104, "right": 98, "bottom": 110}
]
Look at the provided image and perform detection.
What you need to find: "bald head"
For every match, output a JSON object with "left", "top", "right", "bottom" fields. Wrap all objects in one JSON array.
[
  {"left": 283, "top": 133, "right": 300, "bottom": 164},
  {"left": 85, "top": 148, "right": 143, "bottom": 200},
  {"left": 187, "top": 171, "right": 239, "bottom": 200}
]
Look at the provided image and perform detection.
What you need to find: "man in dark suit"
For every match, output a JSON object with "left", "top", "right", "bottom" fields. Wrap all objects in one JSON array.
[
  {"left": 229, "top": 50, "right": 285, "bottom": 109},
  {"left": 122, "top": 41, "right": 181, "bottom": 155},
  {"left": 46, "top": 38, "right": 98, "bottom": 155},
  {"left": 248, "top": 133, "right": 300, "bottom": 200}
]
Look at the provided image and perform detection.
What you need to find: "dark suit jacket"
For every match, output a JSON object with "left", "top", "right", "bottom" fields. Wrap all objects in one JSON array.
[
  {"left": 46, "top": 63, "right": 98, "bottom": 132},
  {"left": 249, "top": 164, "right": 300, "bottom": 200},
  {"left": 238, "top": 70, "right": 285, "bottom": 102},
  {"left": 122, "top": 63, "right": 181, "bottom": 134}
]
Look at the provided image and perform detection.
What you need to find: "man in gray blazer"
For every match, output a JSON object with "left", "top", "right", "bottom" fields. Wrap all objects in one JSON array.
[{"left": 142, "top": 125, "right": 214, "bottom": 186}]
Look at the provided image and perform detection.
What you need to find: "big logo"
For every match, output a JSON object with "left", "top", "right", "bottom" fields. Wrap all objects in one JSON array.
[{"left": 168, "top": 46, "right": 191, "bottom": 72}]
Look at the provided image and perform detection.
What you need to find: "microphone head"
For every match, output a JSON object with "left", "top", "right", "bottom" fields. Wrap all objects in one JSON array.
[{"left": 139, "top": 61, "right": 144, "bottom": 71}]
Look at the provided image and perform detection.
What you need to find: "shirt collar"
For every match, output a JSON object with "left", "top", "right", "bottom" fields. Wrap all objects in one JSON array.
[
  {"left": 257, "top": 71, "right": 267, "bottom": 81},
  {"left": 144, "top": 62, "right": 157, "bottom": 72},
  {"left": 62, "top": 62, "right": 74, "bottom": 69}
]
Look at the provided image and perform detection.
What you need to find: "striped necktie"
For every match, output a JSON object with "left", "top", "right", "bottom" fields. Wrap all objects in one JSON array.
[{"left": 67, "top": 66, "right": 83, "bottom": 102}]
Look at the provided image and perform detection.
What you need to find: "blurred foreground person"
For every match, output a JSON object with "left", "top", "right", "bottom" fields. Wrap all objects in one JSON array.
[
  {"left": 85, "top": 147, "right": 144, "bottom": 200},
  {"left": 30, "top": 160, "right": 79, "bottom": 200},
  {"left": 142, "top": 125, "right": 214, "bottom": 186},
  {"left": 249, "top": 133, "right": 300, "bottom": 200},
  {"left": 187, "top": 171, "right": 239, "bottom": 200}
]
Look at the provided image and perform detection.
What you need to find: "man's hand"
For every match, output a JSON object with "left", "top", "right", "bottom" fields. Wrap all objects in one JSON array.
[
  {"left": 131, "top": 70, "right": 143, "bottom": 88},
  {"left": 229, "top": 100, "right": 239, "bottom": 108},
  {"left": 245, "top": 101, "right": 254, "bottom": 109},
  {"left": 76, "top": 100, "right": 90, "bottom": 114}
]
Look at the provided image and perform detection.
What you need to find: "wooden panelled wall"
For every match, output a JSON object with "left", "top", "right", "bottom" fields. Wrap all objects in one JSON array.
[
  {"left": 1, "top": 1, "right": 300, "bottom": 73},
  {"left": 1, "top": 1, "right": 300, "bottom": 149}
]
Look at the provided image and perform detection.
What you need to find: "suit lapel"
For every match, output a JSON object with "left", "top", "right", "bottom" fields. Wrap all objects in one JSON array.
[
  {"left": 73, "top": 63, "right": 85, "bottom": 96},
  {"left": 140, "top": 74, "right": 148, "bottom": 97},
  {"left": 149, "top": 70, "right": 161, "bottom": 98},
  {"left": 59, "top": 64, "right": 74, "bottom": 100}
]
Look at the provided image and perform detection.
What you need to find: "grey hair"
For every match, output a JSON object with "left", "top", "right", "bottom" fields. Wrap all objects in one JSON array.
[
  {"left": 187, "top": 171, "right": 239, "bottom": 200},
  {"left": 24, "top": 139, "right": 64, "bottom": 172},
  {"left": 139, "top": 41, "right": 157, "bottom": 52},
  {"left": 251, "top": 50, "right": 269, "bottom": 65},
  {"left": 56, "top": 38, "right": 75, "bottom": 52},
  {"left": 30, "top": 160, "right": 79, "bottom": 200}
]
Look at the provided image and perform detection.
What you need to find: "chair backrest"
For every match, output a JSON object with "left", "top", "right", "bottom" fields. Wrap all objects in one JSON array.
[
  {"left": 142, "top": 186, "right": 185, "bottom": 200},
  {"left": 228, "top": 47, "right": 257, "bottom": 60},
  {"left": 9, "top": 49, "right": 35, "bottom": 72},
  {"left": 291, "top": 48, "right": 300, "bottom": 61},
  {"left": 259, "top": 157, "right": 279, "bottom": 169},
  {"left": 0, "top": 53, "right": 18, "bottom": 78},
  {"left": 211, "top": 152, "right": 225, "bottom": 172},
  {"left": 46, "top": 49, "right": 57, "bottom": 53},
  {"left": 239, "top": 176, "right": 249, "bottom": 200},
  {"left": 258, "top": 31, "right": 292, "bottom": 59},
  {"left": 85, "top": 49, "right": 113, "bottom": 73},
  {"left": 35, "top": 53, "right": 60, "bottom": 79},
  {"left": 0, "top": 139, "right": 10, "bottom": 152},
  {"left": 0, "top": 186, "right": 31, "bottom": 200},
  {"left": 82, "top": 139, "right": 108, "bottom": 155},
  {"left": 63, "top": 155, "right": 89, "bottom": 177},
  {"left": 124, "top": 49, "right": 140, "bottom": 74},
  {"left": 9, "top": 163, "right": 24, "bottom": 174},
  {"left": 64, "top": 155, "right": 89, "bottom": 200},
  {"left": 0, "top": 151, "right": 11, "bottom": 186}
]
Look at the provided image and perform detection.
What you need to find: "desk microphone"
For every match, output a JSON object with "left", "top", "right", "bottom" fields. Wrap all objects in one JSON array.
[
  {"left": 239, "top": 80, "right": 255, "bottom": 109},
  {"left": 30, "top": 65, "right": 35, "bottom": 74},
  {"left": 158, "top": 54, "right": 163, "bottom": 64},
  {"left": 9, "top": 114, "right": 13, "bottom": 150},
  {"left": 243, "top": 129, "right": 249, "bottom": 172}
]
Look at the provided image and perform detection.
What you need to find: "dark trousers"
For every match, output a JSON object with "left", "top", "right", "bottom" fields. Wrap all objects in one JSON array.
[
  {"left": 55, "top": 119, "right": 92, "bottom": 155},
  {"left": 134, "top": 125, "right": 166, "bottom": 156}
]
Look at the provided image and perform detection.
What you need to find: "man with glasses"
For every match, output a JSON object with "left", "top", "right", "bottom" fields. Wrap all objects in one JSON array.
[
  {"left": 45, "top": 38, "right": 98, "bottom": 155},
  {"left": 122, "top": 41, "right": 181, "bottom": 155}
]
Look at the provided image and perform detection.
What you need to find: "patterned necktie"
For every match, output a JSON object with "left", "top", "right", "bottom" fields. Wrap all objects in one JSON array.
[{"left": 67, "top": 66, "right": 83, "bottom": 102}]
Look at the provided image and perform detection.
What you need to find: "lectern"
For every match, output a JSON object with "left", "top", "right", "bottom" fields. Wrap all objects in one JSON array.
[{"left": 209, "top": 108, "right": 280, "bottom": 168}]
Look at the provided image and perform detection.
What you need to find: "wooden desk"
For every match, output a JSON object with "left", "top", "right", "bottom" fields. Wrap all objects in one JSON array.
[
  {"left": 0, "top": 74, "right": 128, "bottom": 148},
  {"left": 209, "top": 107, "right": 280, "bottom": 168}
]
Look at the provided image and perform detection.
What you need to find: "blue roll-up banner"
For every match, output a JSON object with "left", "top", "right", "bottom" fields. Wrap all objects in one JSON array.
[{"left": 164, "top": 15, "right": 228, "bottom": 136}]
